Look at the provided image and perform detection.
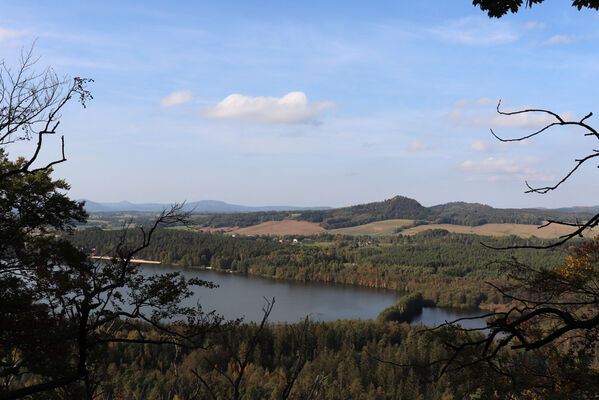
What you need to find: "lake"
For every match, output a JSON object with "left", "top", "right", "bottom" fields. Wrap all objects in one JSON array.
[{"left": 141, "top": 265, "right": 487, "bottom": 329}]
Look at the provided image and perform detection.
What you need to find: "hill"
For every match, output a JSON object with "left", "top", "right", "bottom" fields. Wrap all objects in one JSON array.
[
  {"left": 427, "top": 201, "right": 585, "bottom": 226},
  {"left": 297, "top": 195, "right": 430, "bottom": 229},
  {"left": 82, "top": 199, "right": 330, "bottom": 213},
  {"left": 554, "top": 206, "right": 599, "bottom": 214}
]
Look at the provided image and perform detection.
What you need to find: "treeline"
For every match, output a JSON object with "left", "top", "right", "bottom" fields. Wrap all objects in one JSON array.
[
  {"left": 426, "top": 201, "right": 592, "bottom": 226},
  {"left": 71, "top": 228, "right": 569, "bottom": 308},
  {"left": 193, "top": 210, "right": 289, "bottom": 228}
]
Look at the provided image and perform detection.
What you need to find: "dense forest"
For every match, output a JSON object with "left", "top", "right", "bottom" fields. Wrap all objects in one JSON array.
[
  {"left": 71, "top": 228, "right": 569, "bottom": 308},
  {"left": 21, "top": 319, "right": 589, "bottom": 400}
]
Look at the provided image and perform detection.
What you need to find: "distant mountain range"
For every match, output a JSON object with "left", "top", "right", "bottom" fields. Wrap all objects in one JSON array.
[{"left": 82, "top": 200, "right": 331, "bottom": 213}]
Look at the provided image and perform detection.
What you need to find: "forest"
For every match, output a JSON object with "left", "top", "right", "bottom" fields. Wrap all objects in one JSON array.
[{"left": 11, "top": 318, "right": 593, "bottom": 400}]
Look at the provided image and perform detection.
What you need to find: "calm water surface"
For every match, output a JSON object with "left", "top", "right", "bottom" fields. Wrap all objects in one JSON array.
[{"left": 142, "top": 265, "right": 486, "bottom": 328}]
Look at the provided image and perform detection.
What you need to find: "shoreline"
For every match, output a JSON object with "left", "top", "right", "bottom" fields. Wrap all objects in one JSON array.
[{"left": 90, "top": 256, "right": 161, "bottom": 264}]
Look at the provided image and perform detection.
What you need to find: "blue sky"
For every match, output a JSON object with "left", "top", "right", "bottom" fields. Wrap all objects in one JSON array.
[{"left": 1, "top": 1, "right": 598, "bottom": 208}]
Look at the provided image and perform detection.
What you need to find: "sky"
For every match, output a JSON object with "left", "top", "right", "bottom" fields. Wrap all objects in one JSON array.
[{"left": 1, "top": 1, "right": 598, "bottom": 208}]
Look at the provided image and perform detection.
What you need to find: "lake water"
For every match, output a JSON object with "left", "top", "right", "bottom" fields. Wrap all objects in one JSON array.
[{"left": 141, "top": 265, "right": 487, "bottom": 329}]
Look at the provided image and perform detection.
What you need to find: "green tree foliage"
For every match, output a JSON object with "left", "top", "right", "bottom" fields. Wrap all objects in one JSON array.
[
  {"left": 83, "top": 320, "right": 486, "bottom": 399},
  {"left": 473, "top": 0, "right": 599, "bottom": 18},
  {"left": 378, "top": 292, "right": 427, "bottom": 323},
  {"left": 66, "top": 318, "right": 599, "bottom": 399}
]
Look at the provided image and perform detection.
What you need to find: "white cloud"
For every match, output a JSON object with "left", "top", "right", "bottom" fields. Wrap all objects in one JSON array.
[
  {"left": 0, "top": 27, "right": 25, "bottom": 42},
  {"left": 459, "top": 157, "right": 524, "bottom": 174},
  {"left": 475, "top": 97, "right": 498, "bottom": 106},
  {"left": 524, "top": 21, "right": 546, "bottom": 30},
  {"left": 203, "top": 92, "right": 335, "bottom": 124},
  {"left": 482, "top": 112, "right": 557, "bottom": 129},
  {"left": 160, "top": 90, "right": 192, "bottom": 108},
  {"left": 470, "top": 140, "right": 490, "bottom": 152},
  {"left": 409, "top": 140, "right": 429, "bottom": 151},
  {"left": 459, "top": 156, "right": 554, "bottom": 182},
  {"left": 430, "top": 17, "right": 518, "bottom": 45},
  {"left": 517, "top": 139, "right": 532, "bottom": 147},
  {"left": 470, "top": 139, "right": 511, "bottom": 153},
  {"left": 541, "top": 34, "right": 576, "bottom": 46}
]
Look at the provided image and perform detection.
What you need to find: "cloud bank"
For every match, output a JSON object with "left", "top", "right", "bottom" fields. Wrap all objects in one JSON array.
[
  {"left": 203, "top": 92, "right": 335, "bottom": 124},
  {"left": 541, "top": 34, "right": 576, "bottom": 46},
  {"left": 160, "top": 90, "right": 192, "bottom": 108},
  {"left": 430, "top": 17, "right": 518, "bottom": 45},
  {"left": 459, "top": 156, "right": 554, "bottom": 182}
]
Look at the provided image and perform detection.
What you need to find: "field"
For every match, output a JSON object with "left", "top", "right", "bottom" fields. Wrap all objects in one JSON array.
[
  {"left": 228, "top": 220, "right": 325, "bottom": 236},
  {"left": 329, "top": 219, "right": 415, "bottom": 236},
  {"left": 193, "top": 220, "right": 599, "bottom": 238}
]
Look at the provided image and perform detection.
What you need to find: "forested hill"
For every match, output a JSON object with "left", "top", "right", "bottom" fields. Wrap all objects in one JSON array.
[
  {"left": 426, "top": 201, "right": 589, "bottom": 226},
  {"left": 294, "top": 195, "right": 429, "bottom": 229},
  {"left": 193, "top": 195, "right": 595, "bottom": 229}
]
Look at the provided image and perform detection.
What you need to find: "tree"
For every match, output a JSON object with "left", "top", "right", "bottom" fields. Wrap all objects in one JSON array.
[
  {"left": 473, "top": 0, "right": 599, "bottom": 18},
  {"left": 0, "top": 47, "right": 221, "bottom": 399}
]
